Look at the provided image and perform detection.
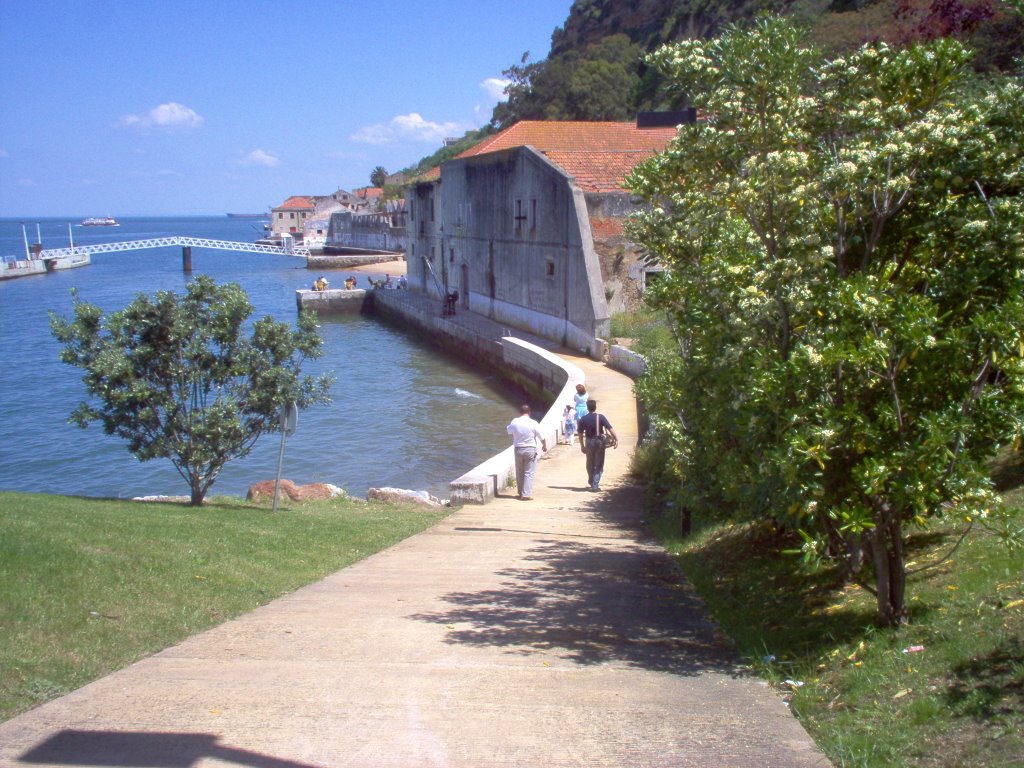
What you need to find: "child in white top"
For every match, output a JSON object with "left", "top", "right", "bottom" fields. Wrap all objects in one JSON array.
[{"left": 563, "top": 404, "right": 577, "bottom": 444}]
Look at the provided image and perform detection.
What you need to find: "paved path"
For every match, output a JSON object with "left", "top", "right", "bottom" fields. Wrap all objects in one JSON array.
[{"left": 0, "top": 343, "right": 829, "bottom": 767}]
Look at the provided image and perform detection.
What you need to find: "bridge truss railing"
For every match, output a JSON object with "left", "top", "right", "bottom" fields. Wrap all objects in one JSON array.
[{"left": 39, "top": 236, "right": 310, "bottom": 260}]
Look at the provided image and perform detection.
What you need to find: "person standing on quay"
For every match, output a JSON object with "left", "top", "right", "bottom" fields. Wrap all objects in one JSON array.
[
  {"left": 577, "top": 399, "right": 618, "bottom": 492},
  {"left": 506, "top": 404, "right": 547, "bottom": 500}
]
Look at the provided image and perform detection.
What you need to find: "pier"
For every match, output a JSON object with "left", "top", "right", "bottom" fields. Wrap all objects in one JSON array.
[
  {"left": 36, "top": 236, "right": 311, "bottom": 260},
  {"left": 3, "top": 236, "right": 309, "bottom": 281}
]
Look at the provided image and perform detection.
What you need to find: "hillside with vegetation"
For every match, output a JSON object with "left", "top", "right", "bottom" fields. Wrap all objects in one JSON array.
[{"left": 399, "top": 0, "right": 1023, "bottom": 179}]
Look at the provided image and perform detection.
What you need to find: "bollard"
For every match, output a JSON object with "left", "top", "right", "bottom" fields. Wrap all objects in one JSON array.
[{"left": 182, "top": 246, "right": 192, "bottom": 272}]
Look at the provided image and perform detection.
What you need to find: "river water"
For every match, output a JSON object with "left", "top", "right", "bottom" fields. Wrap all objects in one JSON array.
[{"left": 0, "top": 216, "right": 525, "bottom": 501}]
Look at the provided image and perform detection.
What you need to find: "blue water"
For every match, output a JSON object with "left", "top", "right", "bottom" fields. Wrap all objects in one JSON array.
[{"left": 0, "top": 217, "right": 524, "bottom": 501}]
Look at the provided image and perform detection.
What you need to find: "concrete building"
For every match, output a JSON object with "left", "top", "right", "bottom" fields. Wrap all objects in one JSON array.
[{"left": 404, "top": 120, "right": 679, "bottom": 356}]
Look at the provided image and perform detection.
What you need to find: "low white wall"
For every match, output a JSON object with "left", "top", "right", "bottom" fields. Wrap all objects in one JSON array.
[
  {"left": 608, "top": 345, "right": 647, "bottom": 378},
  {"left": 449, "top": 337, "right": 584, "bottom": 504}
]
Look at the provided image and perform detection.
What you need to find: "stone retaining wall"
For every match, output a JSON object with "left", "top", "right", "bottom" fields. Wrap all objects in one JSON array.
[
  {"left": 295, "top": 289, "right": 372, "bottom": 315},
  {"left": 608, "top": 345, "right": 647, "bottom": 378}
]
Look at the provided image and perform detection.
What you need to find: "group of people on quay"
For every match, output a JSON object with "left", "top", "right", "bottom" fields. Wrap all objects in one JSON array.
[
  {"left": 506, "top": 382, "right": 618, "bottom": 500},
  {"left": 311, "top": 273, "right": 408, "bottom": 291}
]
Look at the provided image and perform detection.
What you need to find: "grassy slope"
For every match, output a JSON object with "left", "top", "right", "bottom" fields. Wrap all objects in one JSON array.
[
  {"left": 654, "top": 458, "right": 1023, "bottom": 767},
  {"left": 0, "top": 492, "right": 448, "bottom": 722}
]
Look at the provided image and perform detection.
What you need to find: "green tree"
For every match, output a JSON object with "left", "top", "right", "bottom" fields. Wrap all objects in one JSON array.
[
  {"left": 50, "top": 276, "right": 333, "bottom": 505},
  {"left": 491, "top": 35, "right": 643, "bottom": 128},
  {"left": 370, "top": 166, "right": 388, "bottom": 187},
  {"left": 628, "top": 16, "right": 1024, "bottom": 625}
]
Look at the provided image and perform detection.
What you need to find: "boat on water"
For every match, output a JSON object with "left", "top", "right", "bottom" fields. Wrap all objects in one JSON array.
[{"left": 81, "top": 217, "right": 119, "bottom": 227}]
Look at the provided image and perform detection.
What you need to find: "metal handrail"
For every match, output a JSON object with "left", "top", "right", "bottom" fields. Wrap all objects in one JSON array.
[{"left": 38, "top": 236, "right": 310, "bottom": 260}]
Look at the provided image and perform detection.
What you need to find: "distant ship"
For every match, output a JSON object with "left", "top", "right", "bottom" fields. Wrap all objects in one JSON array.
[
  {"left": 81, "top": 217, "right": 119, "bottom": 227},
  {"left": 226, "top": 213, "right": 269, "bottom": 219}
]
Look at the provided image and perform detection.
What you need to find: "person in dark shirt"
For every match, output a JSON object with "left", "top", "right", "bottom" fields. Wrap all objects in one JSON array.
[{"left": 576, "top": 399, "right": 617, "bottom": 492}]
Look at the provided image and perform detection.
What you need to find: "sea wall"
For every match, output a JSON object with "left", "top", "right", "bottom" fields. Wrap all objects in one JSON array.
[
  {"left": 295, "top": 288, "right": 372, "bottom": 315},
  {"left": 372, "top": 290, "right": 584, "bottom": 504},
  {"left": 308, "top": 253, "right": 403, "bottom": 270}
]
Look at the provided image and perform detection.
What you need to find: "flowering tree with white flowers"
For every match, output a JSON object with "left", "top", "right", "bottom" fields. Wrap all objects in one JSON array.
[{"left": 628, "top": 15, "right": 1024, "bottom": 625}]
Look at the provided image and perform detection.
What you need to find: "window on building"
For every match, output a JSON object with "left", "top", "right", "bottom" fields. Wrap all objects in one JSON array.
[
  {"left": 546, "top": 259, "right": 555, "bottom": 278},
  {"left": 514, "top": 199, "right": 524, "bottom": 236},
  {"left": 530, "top": 199, "right": 537, "bottom": 233}
]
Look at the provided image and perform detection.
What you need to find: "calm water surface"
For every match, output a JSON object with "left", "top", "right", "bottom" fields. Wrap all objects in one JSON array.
[{"left": 0, "top": 217, "right": 525, "bottom": 500}]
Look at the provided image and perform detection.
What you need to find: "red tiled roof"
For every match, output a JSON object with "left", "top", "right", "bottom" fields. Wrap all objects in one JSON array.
[
  {"left": 452, "top": 121, "right": 677, "bottom": 193},
  {"left": 274, "top": 195, "right": 315, "bottom": 210},
  {"left": 355, "top": 187, "right": 384, "bottom": 199}
]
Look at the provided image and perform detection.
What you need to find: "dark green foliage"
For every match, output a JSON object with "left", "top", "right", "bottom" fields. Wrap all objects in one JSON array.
[
  {"left": 50, "top": 276, "right": 333, "bottom": 505},
  {"left": 491, "top": 34, "right": 643, "bottom": 128}
]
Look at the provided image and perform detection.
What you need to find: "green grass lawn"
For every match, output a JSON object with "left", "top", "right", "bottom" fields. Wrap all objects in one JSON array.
[
  {"left": 0, "top": 491, "right": 448, "bottom": 722},
  {"left": 654, "top": 463, "right": 1024, "bottom": 767}
]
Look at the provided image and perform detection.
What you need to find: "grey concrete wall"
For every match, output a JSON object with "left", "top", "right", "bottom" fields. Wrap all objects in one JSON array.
[
  {"left": 295, "top": 289, "right": 371, "bottom": 315},
  {"left": 404, "top": 147, "right": 610, "bottom": 356},
  {"left": 406, "top": 181, "right": 443, "bottom": 295}
]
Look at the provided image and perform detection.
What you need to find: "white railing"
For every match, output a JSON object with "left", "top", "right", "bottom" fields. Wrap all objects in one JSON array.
[{"left": 38, "top": 237, "right": 310, "bottom": 260}]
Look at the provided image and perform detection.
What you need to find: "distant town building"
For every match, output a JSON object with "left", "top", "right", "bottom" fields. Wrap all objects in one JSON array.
[{"left": 271, "top": 196, "right": 315, "bottom": 239}]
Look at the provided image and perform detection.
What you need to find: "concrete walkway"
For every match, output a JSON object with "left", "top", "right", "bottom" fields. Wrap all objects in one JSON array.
[{"left": 0, "top": 344, "right": 829, "bottom": 767}]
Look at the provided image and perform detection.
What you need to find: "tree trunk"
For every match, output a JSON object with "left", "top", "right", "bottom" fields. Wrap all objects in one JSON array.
[
  {"left": 190, "top": 475, "right": 206, "bottom": 506},
  {"left": 871, "top": 505, "right": 908, "bottom": 625}
]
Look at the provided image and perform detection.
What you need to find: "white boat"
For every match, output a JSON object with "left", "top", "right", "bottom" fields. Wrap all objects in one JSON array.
[{"left": 81, "top": 217, "right": 119, "bottom": 226}]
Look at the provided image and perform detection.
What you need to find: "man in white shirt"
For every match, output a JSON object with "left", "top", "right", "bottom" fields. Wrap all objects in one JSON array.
[{"left": 506, "top": 405, "right": 547, "bottom": 500}]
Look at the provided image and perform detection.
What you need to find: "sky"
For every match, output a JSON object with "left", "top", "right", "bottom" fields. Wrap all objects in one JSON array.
[{"left": 0, "top": 0, "right": 574, "bottom": 217}]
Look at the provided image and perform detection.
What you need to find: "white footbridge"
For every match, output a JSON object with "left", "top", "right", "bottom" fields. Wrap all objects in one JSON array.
[{"left": 38, "top": 236, "right": 310, "bottom": 260}]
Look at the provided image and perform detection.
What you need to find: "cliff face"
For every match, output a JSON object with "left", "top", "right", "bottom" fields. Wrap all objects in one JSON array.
[
  {"left": 549, "top": 0, "right": 822, "bottom": 57},
  {"left": 548, "top": 0, "right": 1022, "bottom": 67}
]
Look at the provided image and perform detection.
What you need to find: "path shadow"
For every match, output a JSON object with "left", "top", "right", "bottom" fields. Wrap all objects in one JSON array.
[
  {"left": 20, "top": 729, "right": 320, "bottom": 768},
  {"left": 414, "top": 484, "right": 742, "bottom": 677}
]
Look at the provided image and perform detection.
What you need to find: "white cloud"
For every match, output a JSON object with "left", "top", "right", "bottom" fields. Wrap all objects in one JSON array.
[
  {"left": 351, "top": 113, "right": 466, "bottom": 146},
  {"left": 481, "top": 77, "right": 510, "bottom": 102},
  {"left": 117, "top": 102, "right": 204, "bottom": 131},
  {"left": 237, "top": 149, "right": 280, "bottom": 167}
]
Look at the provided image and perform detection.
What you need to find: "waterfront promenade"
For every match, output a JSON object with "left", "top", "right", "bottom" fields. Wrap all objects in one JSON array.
[{"left": 0, "top": 293, "right": 828, "bottom": 767}]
